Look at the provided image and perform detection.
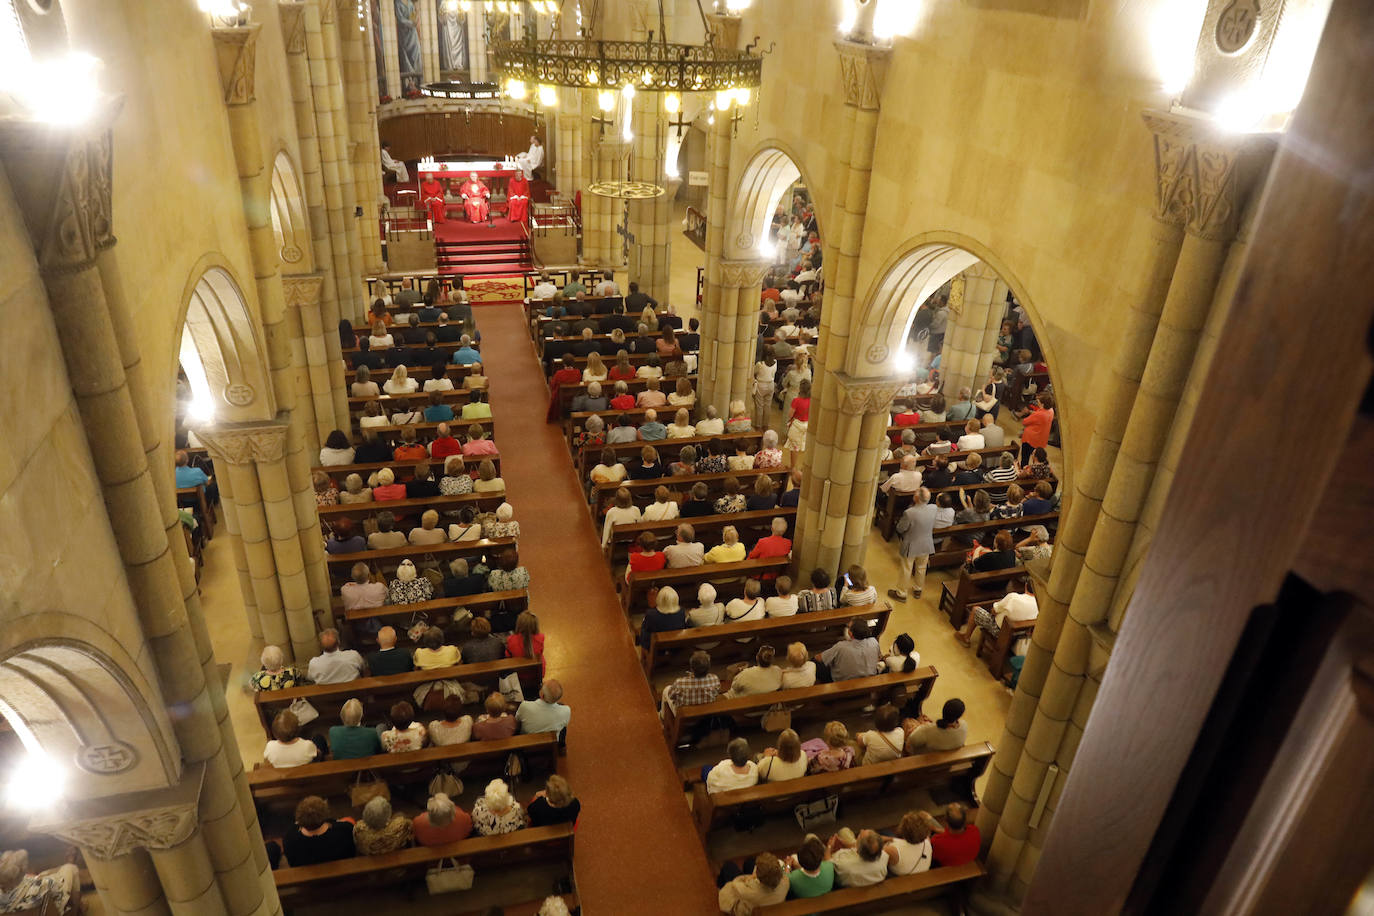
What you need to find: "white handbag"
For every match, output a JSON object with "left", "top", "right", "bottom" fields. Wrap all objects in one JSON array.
[
  {"left": 425, "top": 859, "right": 475, "bottom": 894},
  {"left": 794, "top": 795, "right": 839, "bottom": 832},
  {"left": 498, "top": 672, "right": 525, "bottom": 705},
  {"left": 288, "top": 697, "right": 319, "bottom": 726}
]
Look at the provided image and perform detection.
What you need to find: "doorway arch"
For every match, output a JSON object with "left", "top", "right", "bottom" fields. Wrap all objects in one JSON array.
[
  {"left": 269, "top": 150, "right": 312, "bottom": 275},
  {"left": 726, "top": 142, "right": 825, "bottom": 259},
  {"left": 848, "top": 232, "right": 1072, "bottom": 484},
  {"left": 176, "top": 263, "right": 275, "bottom": 426}
]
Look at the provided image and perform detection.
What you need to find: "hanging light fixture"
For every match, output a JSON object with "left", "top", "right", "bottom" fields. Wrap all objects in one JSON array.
[
  {"left": 505, "top": 78, "right": 526, "bottom": 99},
  {"left": 537, "top": 83, "right": 558, "bottom": 106},
  {"left": 663, "top": 92, "right": 681, "bottom": 112},
  {"left": 597, "top": 89, "right": 615, "bottom": 111}
]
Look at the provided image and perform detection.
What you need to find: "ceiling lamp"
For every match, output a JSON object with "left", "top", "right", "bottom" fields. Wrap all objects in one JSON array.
[
  {"left": 664, "top": 92, "right": 680, "bottom": 112},
  {"left": 537, "top": 83, "right": 558, "bottom": 106}
]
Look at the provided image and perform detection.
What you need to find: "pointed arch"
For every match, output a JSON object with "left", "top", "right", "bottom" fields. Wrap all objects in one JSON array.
[
  {"left": 269, "top": 149, "right": 313, "bottom": 274},
  {"left": 726, "top": 141, "right": 824, "bottom": 259},
  {"left": 177, "top": 262, "right": 276, "bottom": 424}
]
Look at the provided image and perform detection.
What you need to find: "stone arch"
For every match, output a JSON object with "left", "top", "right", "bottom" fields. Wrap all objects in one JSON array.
[
  {"left": 725, "top": 141, "right": 824, "bottom": 259},
  {"left": 176, "top": 260, "right": 276, "bottom": 424},
  {"left": 849, "top": 231, "right": 1073, "bottom": 482},
  {"left": 0, "top": 620, "right": 181, "bottom": 801},
  {"left": 268, "top": 149, "right": 312, "bottom": 274}
]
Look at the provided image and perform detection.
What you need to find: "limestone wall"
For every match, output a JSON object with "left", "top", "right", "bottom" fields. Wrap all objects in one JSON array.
[{"left": 727, "top": 0, "right": 1180, "bottom": 474}]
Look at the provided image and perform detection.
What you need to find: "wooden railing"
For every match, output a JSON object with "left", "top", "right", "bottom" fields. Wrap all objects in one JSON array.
[{"left": 684, "top": 206, "right": 707, "bottom": 249}]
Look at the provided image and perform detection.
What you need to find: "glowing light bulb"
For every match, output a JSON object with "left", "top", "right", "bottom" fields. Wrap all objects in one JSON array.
[
  {"left": 707, "top": 114, "right": 715, "bottom": 125},
  {"left": 733, "top": 87, "right": 751, "bottom": 106},
  {"left": 715, "top": 88, "right": 733, "bottom": 110},
  {"left": 893, "top": 349, "right": 915, "bottom": 373},
  {"left": 460, "top": 0, "right": 471, "bottom": 9},
  {"left": 641, "top": 69, "right": 653, "bottom": 86},
  {"left": 873, "top": 0, "right": 919, "bottom": 39},
  {"left": 5, "top": 752, "right": 65, "bottom": 812},
  {"left": 1214, "top": 89, "right": 1264, "bottom": 132},
  {"left": 9, "top": 53, "right": 104, "bottom": 126},
  {"left": 443, "top": 0, "right": 458, "bottom": 11},
  {"left": 586, "top": 68, "right": 599, "bottom": 85},
  {"left": 597, "top": 90, "right": 615, "bottom": 111},
  {"left": 757, "top": 236, "right": 775, "bottom": 259},
  {"left": 664, "top": 92, "right": 680, "bottom": 113},
  {"left": 537, "top": 83, "right": 558, "bottom": 106},
  {"left": 621, "top": 83, "right": 636, "bottom": 99},
  {"left": 506, "top": 79, "right": 527, "bottom": 99}
]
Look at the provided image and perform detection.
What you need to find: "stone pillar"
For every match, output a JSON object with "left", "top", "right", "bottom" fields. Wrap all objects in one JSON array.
[
  {"left": 377, "top": 0, "right": 401, "bottom": 97},
  {"left": 281, "top": 275, "right": 331, "bottom": 456},
  {"left": 795, "top": 38, "right": 889, "bottom": 576},
  {"left": 417, "top": 0, "right": 439, "bottom": 84},
  {"left": 978, "top": 109, "right": 1273, "bottom": 901},
  {"left": 198, "top": 420, "right": 322, "bottom": 663},
  {"left": 941, "top": 263, "right": 1002, "bottom": 398},
  {"left": 627, "top": 65, "right": 676, "bottom": 302},
  {"left": 697, "top": 76, "right": 736, "bottom": 408},
  {"left": 339, "top": 0, "right": 386, "bottom": 274},
  {"left": 976, "top": 277, "right": 1011, "bottom": 381},
  {"left": 583, "top": 135, "right": 629, "bottom": 268},
  {"left": 555, "top": 86, "right": 584, "bottom": 198},
  {"left": 2, "top": 120, "right": 279, "bottom": 916},
  {"left": 84, "top": 849, "right": 169, "bottom": 916},
  {"left": 317, "top": 0, "right": 367, "bottom": 321},
  {"left": 466, "top": 4, "right": 487, "bottom": 83},
  {"left": 726, "top": 259, "right": 772, "bottom": 406},
  {"left": 210, "top": 23, "right": 331, "bottom": 635},
  {"left": 280, "top": 1, "right": 349, "bottom": 435}
]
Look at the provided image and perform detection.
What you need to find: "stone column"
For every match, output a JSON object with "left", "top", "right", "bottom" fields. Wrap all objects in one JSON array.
[
  {"left": 978, "top": 109, "right": 1273, "bottom": 900},
  {"left": 795, "top": 39, "right": 889, "bottom": 576},
  {"left": 280, "top": 1, "right": 349, "bottom": 435},
  {"left": 198, "top": 420, "right": 322, "bottom": 663},
  {"left": 2, "top": 120, "right": 279, "bottom": 916},
  {"left": 339, "top": 0, "right": 386, "bottom": 274},
  {"left": 466, "top": 4, "right": 487, "bottom": 83},
  {"left": 281, "top": 275, "right": 331, "bottom": 456},
  {"left": 976, "top": 277, "right": 1011, "bottom": 381},
  {"left": 210, "top": 23, "right": 331, "bottom": 633},
  {"left": 417, "top": 0, "right": 439, "bottom": 84},
  {"left": 84, "top": 849, "right": 169, "bottom": 916},
  {"left": 697, "top": 106, "right": 736, "bottom": 407},
  {"left": 318, "top": 0, "right": 367, "bottom": 320},
  {"left": 725, "top": 259, "right": 772, "bottom": 406},
  {"left": 555, "top": 86, "right": 584, "bottom": 198},
  {"left": 583, "top": 136, "right": 629, "bottom": 269},
  {"left": 941, "top": 262, "right": 1003, "bottom": 397},
  {"left": 377, "top": 0, "right": 401, "bottom": 97},
  {"left": 626, "top": 59, "right": 676, "bottom": 302}
]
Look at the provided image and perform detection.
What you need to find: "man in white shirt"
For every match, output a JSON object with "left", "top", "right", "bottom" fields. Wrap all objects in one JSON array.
[
  {"left": 830, "top": 829, "right": 890, "bottom": 887},
  {"left": 306, "top": 628, "right": 366, "bottom": 684},
  {"left": 530, "top": 271, "right": 558, "bottom": 300},
  {"left": 958, "top": 578, "right": 1038, "bottom": 645},
  {"left": 880, "top": 454, "right": 924, "bottom": 495},
  {"left": 380, "top": 141, "right": 408, "bottom": 182},
  {"left": 515, "top": 135, "right": 544, "bottom": 180},
  {"left": 663, "top": 524, "right": 705, "bottom": 568},
  {"left": 340, "top": 563, "right": 388, "bottom": 612},
  {"left": 705, "top": 738, "right": 759, "bottom": 794},
  {"left": 955, "top": 418, "right": 986, "bottom": 452},
  {"left": 694, "top": 405, "right": 725, "bottom": 436},
  {"left": 979, "top": 413, "right": 1006, "bottom": 448},
  {"left": 724, "top": 580, "right": 767, "bottom": 622},
  {"left": 593, "top": 274, "right": 620, "bottom": 297},
  {"left": 515, "top": 680, "right": 572, "bottom": 737}
]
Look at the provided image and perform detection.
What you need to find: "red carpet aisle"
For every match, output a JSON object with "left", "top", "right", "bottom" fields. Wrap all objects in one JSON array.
[{"left": 474, "top": 303, "right": 718, "bottom": 913}]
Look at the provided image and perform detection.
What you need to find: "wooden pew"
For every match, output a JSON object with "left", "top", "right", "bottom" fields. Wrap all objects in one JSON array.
[
  {"left": 621, "top": 556, "right": 793, "bottom": 617},
  {"left": 644, "top": 602, "right": 890, "bottom": 678},
  {"left": 347, "top": 363, "right": 482, "bottom": 385},
  {"left": 313, "top": 455, "right": 502, "bottom": 486},
  {"left": 175, "top": 484, "right": 215, "bottom": 539},
  {"left": 593, "top": 467, "right": 791, "bottom": 517},
  {"left": 662, "top": 668, "right": 938, "bottom": 754},
  {"left": 920, "top": 512, "right": 1060, "bottom": 568},
  {"left": 318, "top": 493, "right": 505, "bottom": 527},
  {"left": 556, "top": 374, "right": 698, "bottom": 418},
  {"left": 346, "top": 417, "right": 495, "bottom": 445},
  {"left": 273, "top": 824, "right": 575, "bottom": 899},
  {"left": 552, "top": 350, "right": 730, "bottom": 377},
  {"left": 346, "top": 387, "right": 474, "bottom": 413},
  {"left": 604, "top": 507, "right": 797, "bottom": 567},
  {"left": 537, "top": 330, "right": 695, "bottom": 361},
  {"left": 756, "top": 861, "right": 987, "bottom": 914},
  {"left": 938, "top": 567, "right": 1027, "bottom": 629},
  {"left": 576, "top": 431, "right": 764, "bottom": 482},
  {"left": 338, "top": 591, "right": 529, "bottom": 645},
  {"left": 250, "top": 733, "right": 559, "bottom": 803},
  {"left": 876, "top": 479, "right": 1058, "bottom": 542},
  {"left": 253, "top": 657, "right": 540, "bottom": 738},
  {"left": 692, "top": 742, "right": 995, "bottom": 836},
  {"left": 966, "top": 598, "right": 1036, "bottom": 681},
  {"left": 324, "top": 536, "right": 516, "bottom": 581}
]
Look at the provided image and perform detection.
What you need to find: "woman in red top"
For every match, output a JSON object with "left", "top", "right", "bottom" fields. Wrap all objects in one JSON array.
[
  {"left": 607, "top": 351, "right": 636, "bottom": 381},
  {"left": 547, "top": 356, "right": 582, "bottom": 422},
  {"left": 505, "top": 611, "right": 546, "bottom": 692},
  {"left": 1018, "top": 393, "right": 1054, "bottom": 465},
  {"left": 625, "top": 531, "right": 668, "bottom": 582},
  {"left": 785, "top": 379, "right": 812, "bottom": 466}
]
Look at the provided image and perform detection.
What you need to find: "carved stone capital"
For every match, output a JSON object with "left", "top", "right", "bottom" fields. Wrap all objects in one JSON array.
[
  {"left": 211, "top": 24, "right": 260, "bottom": 106},
  {"left": 832, "top": 371, "right": 906, "bottom": 414},
  {"left": 1142, "top": 108, "right": 1273, "bottom": 241},
  {"left": 196, "top": 417, "right": 290, "bottom": 466},
  {"left": 705, "top": 12, "right": 742, "bottom": 49},
  {"left": 718, "top": 257, "right": 772, "bottom": 289},
  {"left": 30, "top": 763, "right": 204, "bottom": 861},
  {"left": 279, "top": 1, "right": 307, "bottom": 54},
  {"left": 281, "top": 274, "right": 324, "bottom": 307},
  {"left": 0, "top": 116, "right": 121, "bottom": 276},
  {"left": 834, "top": 40, "right": 891, "bottom": 111}
]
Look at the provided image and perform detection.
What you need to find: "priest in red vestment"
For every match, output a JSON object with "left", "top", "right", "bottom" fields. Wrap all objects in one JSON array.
[
  {"left": 420, "top": 175, "right": 446, "bottom": 224},
  {"left": 460, "top": 172, "right": 491, "bottom": 223},
  {"left": 506, "top": 173, "right": 530, "bottom": 223}
]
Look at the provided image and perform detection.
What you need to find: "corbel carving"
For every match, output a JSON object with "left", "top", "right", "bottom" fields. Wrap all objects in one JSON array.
[
  {"left": 196, "top": 418, "right": 290, "bottom": 466},
  {"left": 831, "top": 371, "right": 906, "bottom": 414},
  {"left": 280, "top": 274, "right": 324, "bottom": 307},
  {"left": 279, "top": 2, "right": 307, "bottom": 54},
  {"left": 834, "top": 40, "right": 891, "bottom": 111},
  {"left": 31, "top": 763, "right": 205, "bottom": 861},
  {"left": 1142, "top": 108, "right": 1273, "bottom": 241},
  {"left": 210, "top": 24, "right": 260, "bottom": 106}
]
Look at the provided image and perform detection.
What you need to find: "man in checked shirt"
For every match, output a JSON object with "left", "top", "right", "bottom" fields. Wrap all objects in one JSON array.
[{"left": 661, "top": 651, "right": 723, "bottom": 747}]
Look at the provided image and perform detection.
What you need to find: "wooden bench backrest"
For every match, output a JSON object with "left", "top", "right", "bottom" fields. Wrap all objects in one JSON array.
[
  {"left": 604, "top": 507, "right": 797, "bottom": 565},
  {"left": 622, "top": 556, "right": 793, "bottom": 614},
  {"left": 324, "top": 536, "right": 515, "bottom": 577},
  {"left": 317, "top": 492, "right": 505, "bottom": 526},
  {"left": 594, "top": 467, "right": 791, "bottom": 515},
  {"left": 577, "top": 431, "right": 764, "bottom": 480},
  {"left": 755, "top": 861, "right": 987, "bottom": 914},
  {"left": 347, "top": 417, "right": 495, "bottom": 444},
  {"left": 314, "top": 455, "right": 502, "bottom": 483},
  {"left": 338, "top": 590, "right": 529, "bottom": 641}
]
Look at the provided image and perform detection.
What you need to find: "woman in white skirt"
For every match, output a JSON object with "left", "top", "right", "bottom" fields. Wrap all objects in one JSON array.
[
  {"left": 752, "top": 352, "right": 777, "bottom": 429},
  {"left": 780, "top": 350, "right": 811, "bottom": 411},
  {"left": 785, "top": 379, "right": 812, "bottom": 465}
]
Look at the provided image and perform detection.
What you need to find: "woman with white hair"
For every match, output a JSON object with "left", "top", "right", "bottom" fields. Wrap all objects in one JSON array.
[
  {"left": 339, "top": 472, "right": 373, "bottom": 503},
  {"left": 638, "top": 585, "right": 687, "bottom": 651},
  {"left": 383, "top": 364, "right": 417, "bottom": 395},
  {"left": 412, "top": 792, "right": 473, "bottom": 847},
  {"left": 572, "top": 414, "right": 606, "bottom": 451},
  {"left": 687, "top": 583, "right": 724, "bottom": 628},
  {"left": 438, "top": 455, "right": 473, "bottom": 495},
  {"left": 755, "top": 428, "right": 784, "bottom": 469},
  {"left": 726, "top": 399, "right": 752, "bottom": 433},
  {"left": 250, "top": 645, "right": 305, "bottom": 692},
  {"left": 408, "top": 509, "right": 448, "bottom": 546},
  {"left": 482, "top": 501, "right": 521, "bottom": 539},
  {"left": 353, "top": 795, "right": 413, "bottom": 854},
  {"left": 695, "top": 403, "right": 725, "bottom": 436},
  {"left": 387, "top": 559, "right": 434, "bottom": 605},
  {"left": 471, "top": 778, "right": 527, "bottom": 836},
  {"left": 328, "top": 698, "right": 382, "bottom": 759}
]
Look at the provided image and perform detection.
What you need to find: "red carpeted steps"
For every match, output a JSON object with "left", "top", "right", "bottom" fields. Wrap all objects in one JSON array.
[{"left": 433, "top": 216, "right": 534, "bottom": 277}]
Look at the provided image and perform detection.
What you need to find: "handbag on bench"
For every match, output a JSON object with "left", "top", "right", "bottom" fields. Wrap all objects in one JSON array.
[{"left": 425, "top": 858, "right": 475, "bottom": 894}]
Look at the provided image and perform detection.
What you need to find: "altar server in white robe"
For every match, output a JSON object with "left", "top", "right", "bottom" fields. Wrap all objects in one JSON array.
[{"left": 516, "top": 135, "right": 544, "bottom": 180}]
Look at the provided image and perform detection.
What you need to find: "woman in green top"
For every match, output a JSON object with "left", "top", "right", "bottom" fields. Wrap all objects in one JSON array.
[
  {"left": 328, "top": 698, "right": 382, "bottom": 759},
  {"left": 787, "top": 835, "right": 836, "bottom": 898}
]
